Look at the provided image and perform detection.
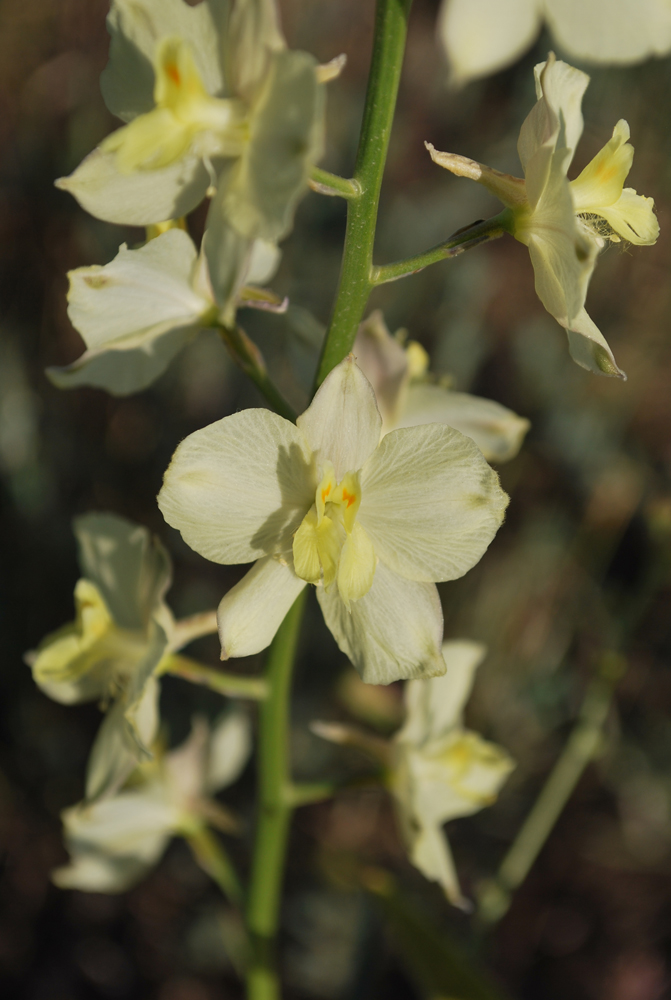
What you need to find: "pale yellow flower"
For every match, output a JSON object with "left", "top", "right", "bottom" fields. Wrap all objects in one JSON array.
[{"left": 427, "top": 54, "right": 659, "bottom": 378}]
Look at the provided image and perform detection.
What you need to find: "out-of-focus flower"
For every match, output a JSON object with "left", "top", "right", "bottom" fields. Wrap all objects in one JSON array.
[
  {"left": 354, "top": 312, "right": 530, "bottom": 462},
  {"left": 47, "top": 227, "right": 281, "bottom": 395},
  {"left": 56, "top": 0, "right": 324, "bottom": 245},
  {"left": 439, "top": 0, "right": 671, "bottom": 86},
  {"left": 391, "top": 640, "right": 515, "bottom": 906},
  {"left": 28, "top": 514, "right": 174, "bottom": 800},
  {"left": 427, "top": 54, "right": 659, "bottom": 378},
  {"left": 53, "top": 710, "right": 251, "bottom": 893},
  {"left": 158, "top": 356, "right": 508, "bottom": 684}
]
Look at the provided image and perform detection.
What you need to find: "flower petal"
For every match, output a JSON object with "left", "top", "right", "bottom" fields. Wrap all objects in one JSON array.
[
  {"left": 55, "top": 145, "right": 211, "bottom": 227},
  {"left": 359, "top": 424, "right": 508, "bottom": 584},
  {"left": 52, "top": 849, "right": 156, "bottom": 894},
  {"left": 437, "top": 0, "right": 540, "bottom": 86},
  {"left": 227, "top": 0, "right": 286, "bottom": 99},
  {"left": 74, "top": 513, "right": 172, "bottom": 631},
  {"left": 571, "top": 120, "right": 634, "bottom": 214},
  {"left": 399, "top": 640, "right": 487, "bottom": 745},
  {"left": 544, "top": 0, "right": 671, "bottom": 66},
  {"left": 596, "top": 188, "right": 659, "bottom": 247},
  {"left": 518, "top": 55, "right": 588, "bottom": 174},
  {"left": 222, "top": 49, "right": 324, "bottom": 241},
  {"left": 399, "top": 384, "right": 530, "bottom": 463},
  {"left": 217, "top": 557, "right": 307, "bottom": 658},
  {"left": 100, "top": 0, "right": 226, "bottom": 122},
  {"left": 159, "top": 409, "right": 316, "bottom": 564},
  {"left": 352, "top": 311, "right": 409, "bottom": 432},
  {"left": 565, "top": 307, "right": 626, "bottom": 379},
  {"left": 408, "top": 821, "right": 464, "bottom": 907},
  {"left": 206, "top": 709, "right": 253, "bottom": 792},
  {"left": 297, "top": 356, "right": 382, "bottom": 480},
  {"left": 317, "top": 562, "right": 445, "bottom": 685}
]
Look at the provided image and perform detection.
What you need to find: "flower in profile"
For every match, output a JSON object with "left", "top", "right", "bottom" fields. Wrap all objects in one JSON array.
[
  {"left": 354, "top": 311, "right": 530, "bottom": 462},
  {"left": 27, "top": 513, "right": 206, "bottom": 800},
  {"left": 47, "top": 226, "right": 281, "bottom": 396},
  {"left": 158, "top": 356, "right": 508, "bottom": 684},
  {"left": 438, "top": 0, "right": 671, "bottom": 87},
  {"left": 427, "top": 54, "right": 659, "bottom": 378},
  {"left": 53, "top": 710, "right": 250, "bottom": 893},
  {"left": 55, "top": 0, "right": 325, "bottom": 245},
  {"left": 391, "top": 641, "right": 514, "bottom": 906}
]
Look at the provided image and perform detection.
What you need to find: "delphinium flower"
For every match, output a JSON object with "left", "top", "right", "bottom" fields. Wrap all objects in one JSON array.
[
  {"left": 27, "top": 513, "right": 212, "bottom": 800},
  {"left": 47, "top": 226, "right": 281, "bottom": 395},
  {"left": 438, "top": 0, "right": 671, "bottom": 87},
  {"left": 354, "top": 311, "right": 530, "bottom": 462},
  {"left": 53, "top": 710, "right": 250, "bottom": 893},
  {"left": 426, "top": 54, "right": 659, "bottom": 378},
  {"left": 312, "top": 641, "right": 514, "bottom": 906},
  {"left": 158, "top": 355, "right": 508, "bottom": 684},
  {"left": 55, "top": 0, "right": 325, "bottom": 248}
]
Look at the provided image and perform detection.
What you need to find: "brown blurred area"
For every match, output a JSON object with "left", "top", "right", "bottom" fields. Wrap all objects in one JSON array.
[{"left": 2, "top": 0, "right": 671, "bottom": 998}]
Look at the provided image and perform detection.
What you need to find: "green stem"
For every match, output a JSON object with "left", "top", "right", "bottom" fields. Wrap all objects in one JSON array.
[
  {"left": 309, "top": 167, "right": 361, "bottom": 200},
  {"left": 218, "top": 325, "right": 297, "bottom": 423},
  {"left": 246, "top": 591, "right": 307, "bottom": 1000},
  {"left": 187, "top": 824, "right": 246, "bottom": 909},
  {"left": 315, "top": 0, "right": 413, "bottom": 386},
  {"left": 372, "top": 217, "right": 505, "bottom": 285},
  {"left": 477, "top": 657, "right": 623, "bottom": 926},
  {"left": 161, "top": 653, "right": 268, "bottom": 700}
]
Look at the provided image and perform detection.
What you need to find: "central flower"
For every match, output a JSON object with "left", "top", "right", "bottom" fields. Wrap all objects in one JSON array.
[
  {"left": 158, "top": 356, "right": 509, "bottom": 684},
  {"left": 293, "top": 463, "right": 376, "bottom": 607}
]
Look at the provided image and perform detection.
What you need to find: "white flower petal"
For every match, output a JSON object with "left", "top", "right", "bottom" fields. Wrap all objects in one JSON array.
[
  {"left": 227, "top": 0, "right": 286, "bottom": 99},
  {"left": 518, "top": 55, "right": 588, "bottom": 176},
  {"left": 52, "top": 850, "right": 156, "bottom": 894},
  {"left": 217, "top": 556, "right": 307, "bottom": 658},
  {"left": 437, "top": 0, "right": 540, "bottom": 86},
  {"left": 246, "top": 238, "right": 281, "bottom": 286},
  {"left": 399, "top": 640, "right": 487, "bottom": 745},
  {"left": 408, "top": 821, "right": 464, "bottom": 907},
  {"left": 352, "top": 311, "right": 409, "bottom": 432},
  {"left": 65, "top": 231, "right": 210, "bottom": 353},
  {"left": 55, "top": 146, "right": 211, "bottom": 227},
  {"left": 203, "top": 191, "right": 255, "bottom": 318},
  {"left": 60, "top": 786, "right": 174, "bottom": 860},
  {"left": 74, "top": 513, "right": 172, "bottom": 631},
  {"left": 317, "top": 562, "right": 445, "bottom": 685},
  {"left": 565, "top": 307, "right": 626, "bottom": 379},
  {"left": 359, "top": 424, "right": 508, "bottom": 584},
  {"left": 159, "top": 409, "right": 316, "bottom": 564},
  {"left": 399, "top": 384, "right": 530, "bottom": 463},
  {"left": 297, "top": 356, "right": 382, "bottom": 480},
  {"left": 543, "top": 0, "right": 671, "bottom": 66},
  {"left": 100, "top": 0, "right": 226, "bottom": 122},
  {"left": 206, "top": 709, "right": 253, "bottom": 792},
  {"left": 596, "top": 188, "right": 660, "bottom": 247}
]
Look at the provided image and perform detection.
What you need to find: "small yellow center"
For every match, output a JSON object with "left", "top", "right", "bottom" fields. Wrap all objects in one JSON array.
[{"left": 293, "top": 462, "right": 377, "bottom": 609}]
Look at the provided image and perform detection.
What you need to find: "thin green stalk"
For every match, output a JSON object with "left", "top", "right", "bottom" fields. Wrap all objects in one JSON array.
[
  {"left": 246, "top": 590, "right": 307, "bottom": 1000},
  {"left": 309, "top": 167, "right": 361, "bottom": 199},
  {"left": 161, "top": 653, "right": 268, "bottom": 700},
  {"left": 477, "top": 657, "right": 623, "bottom": 926},
  {"left": 187, "top": 824, "right": 246, "bottom": 909},
  {"left": 372, "top": 217, "right": 505, "bottom": 285},
  {"left": 315, "top": 0, "right": 413, "bottom": 385},
  {"left": 218, "top": 325, "right": 297, "bottom": 423}
]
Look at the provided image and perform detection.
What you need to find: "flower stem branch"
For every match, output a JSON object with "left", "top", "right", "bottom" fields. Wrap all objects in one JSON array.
[
  {"left": 315, "top": 0, "right": 413, "bottom": 386},
  {"left": 218, "top": 325, "right": 297, "bottom": 423},
  {"left": 187, "top": 824, "right": 245, "bottom": 909},
  {"left": 170, "top": 610, "right": 219, "bottom": 650},
  {"left": 371, "top": 217, "right": 505, "bottom": 285},
  {"left": 161, "top": 653, "right": 268, "bottom": 700},
  {"left": 246, "top": 590, "right": 307, "bottom": 1000},
  {"left": 309, "top": 167, "right": 361, "bottom": 199},
  {"left": 476, "top": 655, "right": 623, "bottom": 926}
]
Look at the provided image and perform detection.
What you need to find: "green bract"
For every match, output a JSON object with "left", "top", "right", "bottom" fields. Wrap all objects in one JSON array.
[
  {"left": 27, "top": 513, "right": 174, "bottom": 800},
  {"left": 53, "top": 711, "right": 251, "bottom": 893},
  {"left": 55, "top": 0, "right": 324, "bottom": 247}
]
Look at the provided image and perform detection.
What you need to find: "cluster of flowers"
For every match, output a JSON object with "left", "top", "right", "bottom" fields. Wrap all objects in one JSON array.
[{"left": 32, "top": 0, "right": 659, "bottom": 906}]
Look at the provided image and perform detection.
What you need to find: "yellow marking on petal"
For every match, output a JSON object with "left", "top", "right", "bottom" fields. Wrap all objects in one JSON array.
[{"left": 332, "top": 470, "right": 362, "bottom": 533}]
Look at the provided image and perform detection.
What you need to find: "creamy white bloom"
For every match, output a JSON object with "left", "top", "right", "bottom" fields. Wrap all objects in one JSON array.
[
  {"left": 27, "top": 513, "right": 175, "bottom": 800},
  {"left": 391, "top": 641, "right": 515, "bottom": 906},
  {"left": 354, "top": 312, "right": 530, "bottom": 462},
  {"left": 427, "top": 54, "right": 659, "bottom": 378},
  {"left": 55, "top": 0, "right": 324, "bottom": 247},
  {"left": 53, "top": 711, "right": 251, "bottom": 893},
  {"left": 439, "top": 0, "right": 671, "bottom": 86},
  {"left": 47, "top": 227, "right": 280, "bottom": 395},
  {"left": 158, "top": 356, "right": 508, "bottom": 684}
]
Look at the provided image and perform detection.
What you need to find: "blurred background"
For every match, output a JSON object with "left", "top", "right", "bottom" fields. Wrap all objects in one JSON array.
[{"left": 2, "top": 0, "right": 671, "bottom": 997}]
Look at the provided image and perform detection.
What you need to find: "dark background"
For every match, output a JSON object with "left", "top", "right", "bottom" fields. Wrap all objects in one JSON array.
[{"left": 2, "top": 0, "right": 671, "bottom": 997}]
